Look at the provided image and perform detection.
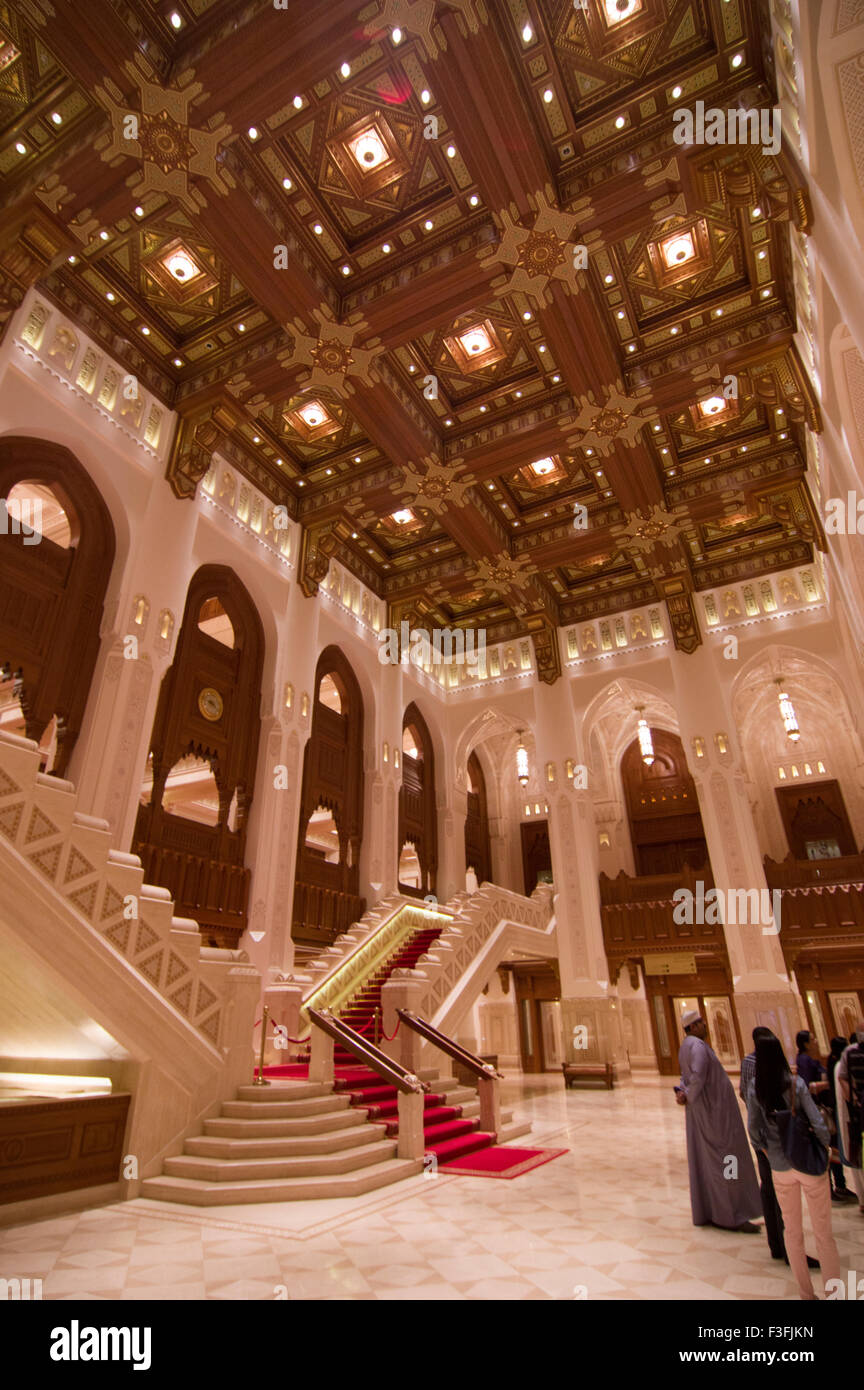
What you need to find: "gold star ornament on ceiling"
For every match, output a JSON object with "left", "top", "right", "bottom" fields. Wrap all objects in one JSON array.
[
  {"left": 565, "top": 383, "right": 648, "bottom": 456},
  {"left": 279, "top": 309, "right": 383, "bottom": 396},
  {"left": 393, "top": 457, "right": 476, "bottom": 515},
  {"left": 480, "top": 192, "right": 586, "bottom": 304}
]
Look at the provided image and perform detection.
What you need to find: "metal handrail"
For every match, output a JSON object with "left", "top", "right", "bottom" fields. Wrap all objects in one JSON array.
[
  {"left": 308, "top": 1008, "right": 429, "bottom": 1095},
  {"left": 396, "top": 1009, "right": 504, "bottom": 1080}
]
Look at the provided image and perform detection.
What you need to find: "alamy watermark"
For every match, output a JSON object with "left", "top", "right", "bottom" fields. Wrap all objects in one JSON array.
[
  {"left": 672, "top": 880, "right": 781, "bottom": 935},
  {"left": 377, "top": 620, "right": 486, "bottom": 673},
  {"left": 1, "top": 496, "right": 42, "bottom": 545},
  {"left": 673, "top": 101, "right": 781, "bottom": 157}
]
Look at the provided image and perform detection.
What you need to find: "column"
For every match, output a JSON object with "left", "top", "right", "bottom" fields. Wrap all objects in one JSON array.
[
  {"left": 533, "top": 678, "right": 628, "bottom": 1071},
  {"left": 359, "top": 655, "right": 402, "bottom": 904},
  {"left": 670, "top": 646, "right": 804, "bottom": 1055},
  {"left": 436, "top": 768, "right": 467, "bottom": 904}
]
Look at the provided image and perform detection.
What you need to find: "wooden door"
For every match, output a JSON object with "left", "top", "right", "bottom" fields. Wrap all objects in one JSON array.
[{"left": 775, "top": 780, "right": 856, "bottom": 860}]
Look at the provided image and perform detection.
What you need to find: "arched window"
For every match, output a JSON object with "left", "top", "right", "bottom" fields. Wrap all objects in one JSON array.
[
  {"left": 0, "top": 439, "right": 115, "bottom": 775},
  {"left": 398, "top": 703, "right": 437, "bottom": 898},
  {"left": 292, "top": 647, "right": 365, "bottom": 947},
  {"left": 197, "top": 596, "right": 235, "bottom": 648},
  {"left": 133, "top": 566, "right": 264, "bottom": 948},
  {"left": 621, "top": 728, "right": 709, "bottom": 876},
  {"left": 398, "top": 840, "right": 422, "bottom": 890}
]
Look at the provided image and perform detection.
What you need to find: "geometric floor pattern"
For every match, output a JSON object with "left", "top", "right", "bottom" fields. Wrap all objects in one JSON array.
[{"left": 2, "top": 1076, "right": 862, "bottom": 1301}]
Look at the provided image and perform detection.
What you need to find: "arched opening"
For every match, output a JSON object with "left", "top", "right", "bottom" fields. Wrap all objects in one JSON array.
[
  {"left": 398, "top": 839, "right": 422, "bottom": 889},
  {"left": 0, "top": 439, "right": 115, "bottom": 776},
  {"left": 197, "top": 596, "right": 235, "bottom": 648},
  {"left": 621, "top": 728, "right": 710, "bottom": 876},
  {"left": 464, "top": 749, "right": 492, "bottom": 886},
  {"left": 133, "top": 566, "right": 264, "bottom": 948},
  {"left": 292, "top": 647, "right": 365, "bottom": 947},
  {"left": 398, "top": 702, "right": 437, "bottom": 898}
]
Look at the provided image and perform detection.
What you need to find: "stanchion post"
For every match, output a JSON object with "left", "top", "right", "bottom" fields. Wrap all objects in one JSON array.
[{"left": 253, "top": 1003, "right": 271, "bottom": 1086}]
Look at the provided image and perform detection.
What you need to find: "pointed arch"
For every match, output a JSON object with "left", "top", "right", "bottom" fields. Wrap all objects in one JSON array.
[
  {"left": 399, "top": 701, "right": 437, "bottom": 897},
  {"left": 0, "top": 437, "right": 115, "bottom": 775},
  {"left": 464, "top": 749, "right": 492, "bottom": 885}
]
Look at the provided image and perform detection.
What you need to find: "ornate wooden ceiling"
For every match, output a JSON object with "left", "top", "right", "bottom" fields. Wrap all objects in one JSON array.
[{"left": 0, "top": 0, "right": 823, "bottom": 680}]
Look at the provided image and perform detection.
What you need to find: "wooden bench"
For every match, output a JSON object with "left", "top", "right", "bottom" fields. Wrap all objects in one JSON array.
[{"left": 562, "top": 1062, "right": 616, "bottom": 1090}]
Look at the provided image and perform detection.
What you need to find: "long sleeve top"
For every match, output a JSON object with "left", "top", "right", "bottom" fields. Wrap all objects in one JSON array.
[{"left": 747, "top": 1075, "right": 831, "bottom": 1172}]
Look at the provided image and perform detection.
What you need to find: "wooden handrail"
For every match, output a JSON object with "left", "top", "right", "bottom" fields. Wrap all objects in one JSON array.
[
  {"left": 308, "top": 1008, "right": 429, "bottom": 1095},
  {"left": 397, "top": 1009, "right": 503, "bottom": 1080}
]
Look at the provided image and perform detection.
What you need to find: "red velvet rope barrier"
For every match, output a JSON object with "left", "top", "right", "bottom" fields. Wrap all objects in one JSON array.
[
  {"left": 252, "top": 1018, "right": 310, "bottom": 1046},
  {"left": 380, "top": 1018, "right": 401, "bottom": 1042}
]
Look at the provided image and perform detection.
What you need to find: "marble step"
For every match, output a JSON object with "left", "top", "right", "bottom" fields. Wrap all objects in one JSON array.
[
  {"left": 185, "top": 1125, "right": 385, "bottom": 1160},
  {"left": 162, "top": 1136, "right": 398, "bottom": 1182},
  {"left": 140, "top": 1157, "right": 424, "bottom": 1206},
  {"left": 204, "top": 1109, "right": 368, "bottom": 1139},
  {"left": 222, "top": 1094, "right": 352, "bottom": 1120}
]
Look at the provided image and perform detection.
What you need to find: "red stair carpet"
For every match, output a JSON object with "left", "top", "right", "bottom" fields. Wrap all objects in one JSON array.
[
  {"left": 332, "top": 1064, "right": 497, "bottom": 1164},
  {"left": 440, "top": 1145, "right": 569, "bottom": 1179}
]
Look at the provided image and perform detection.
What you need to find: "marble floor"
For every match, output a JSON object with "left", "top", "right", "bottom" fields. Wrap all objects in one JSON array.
[{"left": 2, "top": 1075, "right": 862, "bottom": 1301}]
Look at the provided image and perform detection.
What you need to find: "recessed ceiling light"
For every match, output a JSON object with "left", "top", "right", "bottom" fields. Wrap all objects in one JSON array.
[
  {"left": 15, "top": 141, "right": 26, "bottom": 154},
  {"left": 163, "top": 249, "right": 199, "bottom": 282},
  {"left": 446, "top": 144, "right": 456, "bottom": 157},
  {"left": 704, "top": 456, "right": 711, "bottom": 464},
  {"left": 672, "top": 86, "right": 682, "bottom": 99},
  {"left": 354, "top": 455, "right": 361, "bottom": 463},
  {"left": 758, "top": 250, "right": 767, "bottom": 259},
  {"left": 628, "top": 344, "right": 636, "bottom": 352},
  {"left": 661, "top": 447, "right": 669, "bottom": 454},
  {"left": 715, "top": 309, "right": 723, "bottom": 317},
  {"left": 237, "top": 322, "right": 246, "bottom": 332},
  {"left": 670, "top": 326, "right": 679, "bottom": 335},
  {"left": 106, "top": 292, "right": 116, "bottom": 302},
  {"left": 424, "top": 219, "right": 433, "bottom": 230},
  {"left": 174, "top": 357, "right": 183, "bottom": 367},
  {"left": 617, "top": 310, "right": 626, "bottom": 320},
  {"left": 752, "top": 206, "right": 762, "bottom": 218},
  {"left": 538, "top": 344, "right": 546, "bottom": 352},
  {"left": 67, "top": 255, "right": 78, "bottom": 265},
  {"left": 543, "top": 89, "right": 554, "bottom": 103},
  {"left": 325, "top": 468, "right": 333, "bottom": 475},
  {"left": 282, "top": 177, "right": 293, "bottom": 190},
  {"left": 51, "top": 111, "right": 62, "bottom": 125},
  {"left": 340, "top": 62, "right": 350, "bottom": 77},
  {"left": 762, "top": 288, "right": 771, "bottom": 298},
  {"left": 300, "top": 402, "right": 329, "bottom": 428},
  {"left": 141, "top": 325, "right": 150, "bottom": 335},
  {"left": 134, "top": 205, "right": 144, "bottom": 217},
  {"left": 523, "top": 310, "right": 532, "bottom": 321},
  {"left": 277, "top": 459, "right": 283, "bottom": 466},
  {"left": 169, "top": 10, "right": 183, "bottom": 28},
  {"left": 313, "top": 223, "right": 323, "bottom": 235},
  {"left": 487, "top": 482, "right": 494, "bottom": 489},
  {"left": 341, "top": 264, "right": 351, "bottom": 275},
  {"left": 552, "top": 375, "right": 560, "bottom": 383},
  {"left": 740, "top": 446, "right": 748, "bottom": 452},
  {"left": 615, "top": 115, "right": 625, "bottom": 129},
  {"left": 699, "top": 396, "right": 725, "bottom": 417},
  {"left": 252, "top": 434, "right": 260, "bottom": 443},
  {"left": 420, "top": 89, "right": 431, "bottom": 104},
  {"left": 522, "top": 23, "right": 533, "bottom": 42},
  {"left": 604, "top": 273, "right": 614, "bottom": 284},
  {"left": 515, "top": 391, "right": 522, "bottom": 398},
  {"left": 776, "top": 407, "right": 784, "bottom": 415},
  {"left": 460, "top": 326, "right": 491, "bottom": 355},
  {"left": 732, "top": 52, "right": 743, "bottom": 68},
  {"left": 391, "top": 27, "right": 402, "bottom": 44},
  {"left": 653, "top": 424, "right": 661, "bottom": 432},
  {"left": 479, "top": 405, "right": 487, "bottom": 412},
  {"left": 586, "top": 448, "right": 594, "bottom": 456},
  {"left": 382, "top": 242, "right": 391, "bottom": 253},
  {"left": 293, "top": 95, "right": 303, "bottom": 109},
  {"left": 351, "top": 531, "right": 358, "bottom": 539},
  {"left": 779, "top": 432, "right": 787, "bottom": 440},
  {"left": 248, "top": 127, "right": 259, "bottom": 140},
  {"left": 99, "top": 230, "right": 110, "bottom": 241},
  {"left": 445, "top": 418, "right": 452, "bottom": 425},
  {"left": 298, "top": 479, "right": 305, "bottom": 486},
  {"left": 409, "top": 363, "right": 416, "bottom": 372}
]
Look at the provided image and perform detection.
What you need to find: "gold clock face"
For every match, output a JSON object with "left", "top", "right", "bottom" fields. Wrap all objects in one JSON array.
[{"left": 198, "top": 687, "right": 223, "bottom": 722}]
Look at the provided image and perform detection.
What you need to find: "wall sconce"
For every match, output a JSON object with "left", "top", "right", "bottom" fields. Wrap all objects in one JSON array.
[
  {"left": 132, "top": 595, "right": 149, "bottom": 628},
  {"left": 714, "top": 731, "right": 729, "bottom": 756},
  {"left": 546, "top": 761, "right": 555, "bottom": 783},
  {"left": 158, "top": 609, "right": 174, "bottom": 643},
  {"left": 516, "top": 730, "right": 530, "bottom": 788},
  {"left": 635, "top": 706, "right": 654, "bottom": 766},
  {"left": 383, "top": 741, "right": 389, "bottom": 763},
  {"left": 775, "top": 678, "right": 800, "bottom": 743},
  {"left": 598, "top": 831, "right": 611, "bottom": 850},
  {"left": 394, "top": 749, "right": 400, "bottom": 769},
  {"left": 284, "top": 682, "right": 293, "bottom": 710},
  {"left": 300, "top": 692, "right": 309, "bottom": 718},
  {"left": 692, "top": 736, "right": 705, "bottom": 759},
  {"left": 565, "top": 759, "right": 574, "bottom": 779}
]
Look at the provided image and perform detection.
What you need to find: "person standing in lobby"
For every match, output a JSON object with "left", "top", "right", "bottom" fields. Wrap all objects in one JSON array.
[
  {"left": 677, "top": 1010, "right": 761, "bottom": 1232},
  {"left": 747, "top": 1035, "right": 842, "bottom": 1300}
]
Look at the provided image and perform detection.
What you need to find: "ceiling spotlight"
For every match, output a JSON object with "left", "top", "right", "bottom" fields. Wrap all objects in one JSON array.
[
  {"left": 615, "top": 115, "right": 626, "bottom": 128},
  {"left": 237, "top": 322, "right": 246, "bottom": 332},
  {"left": 604, "top": 273, "right": 614, "bottom": 284},
  {"left": 340, "top": 62, "right": 350, "bottom": 77},
  {"left": 617, "top": 310, "right": 625, "bottom": 320},
  {"left": 67, "top": 255, "right": 78, "bottom": 265},
  {"left": 391, "top": 26, "right": 403, "bottom": 43},
  {"left": 732, "top": 52, "right": 743, "bottom": 67},
  {"left": 300, "top": 402, "right": 328, "bottom": 428},
  {"left": 106, "top": 292, "right": 116, "bottom": 302},
  {"left": 672, "top": 85, "right": 682, "bottom": 99},
  {"left": 469, "top": 194, "right": 479, "bottom": 207},
  {"left": 670, "top": 326, "right": 679, "bottom": 335},
  {"left": 543, "top": 89, "right": 554, "bottom": 103},
  {"left": 552, "top": 374, "right": 560, "bottom": 383},
  {"left": 382, "top": 242, "right": 391, "bottom": 253},
  {"left": 282, "top": 177, "right": 293, "bottom": 190},
  {"left": 15, "top": 141, "right": 26, "bottom": 154},
  {"left": 252, "top": 434, "right": 260, "bottom": 444},
  {"left": 446, "top": 144, "right": 456, "bottom": 157},
  {"left": 313, "top": 223, "right": 323, "bottom": 234},
  {"left": 141, "top": 325, "right": 150, "bottom": 335},
  {"left": 248, "top": 126, "right": 259, "bottom": 140},
  {"left": 628, "top": 344, "right": 636, "bottom": 352},
  {"left": 522, "top": 23, "right": 533, "bottom": 41},
  {"left": 761, "top": 288, "right": 771, "bottom": 298},
  {"left": 169, "top": 10, "right": 183, "bottom": 28},
  {"left": 134, "top": 205, "right": 144, "bottom": 217},
  {"left": 444, "top": 418, "right": 452, "bottom": 425},
  {"left": 174, "top": 357, "right": 183, "bottom": 367},
  {"left": 164, "top": 249, "right": 199, "bottom": 281},
  {"left": 341, "top": 264, "right": 351, "bottom": 275},
  {"left": 752, "top": 206, "right": 762, "bottom": 218},
  {"left": 424, "top": 219, "right": 433, "bottom": 230},
  {"left": 354, "top": 455, "right": 361, "bottom": 463},
  {"left": 99, "top": 230, "right": 110, "bottom": 241},
  {"left": 699, "top": 395, "right": 725, "bottom": 417},
  {"left": 420, "top": 89, "right": 431, "bottom": 104},
  {"left": 293, "top": 95, "right": 303, "bottom": 109},
  {"left": 523, "top": 310, "right": 532, "bottom": 321},
  {"left": 51, "top": 111, "right": 62, "bottom": 125}
]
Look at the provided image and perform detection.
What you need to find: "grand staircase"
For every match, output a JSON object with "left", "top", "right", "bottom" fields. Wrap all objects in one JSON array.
[{"left": 141, "top": 1067, "right": 529, "bottom": 1205}]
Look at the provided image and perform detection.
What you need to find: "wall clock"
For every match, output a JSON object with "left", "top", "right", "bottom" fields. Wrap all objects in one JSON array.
[{"left": 198, "top": 687, "right": 223, "bottom": 722}]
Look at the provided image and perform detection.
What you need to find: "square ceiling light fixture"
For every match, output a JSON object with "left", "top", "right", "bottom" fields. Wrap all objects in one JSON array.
[
  {"left": 380, "top": 506, "right": 425, "bottom": 536},
  {"left": 688, "top": 392, "right": 741, "bottom": 431},
  {"left": 328, "top": 112, "right": 409, "bottom": 198},
  {"left": 284, "top": 397, "right": 341, "bottom": 442},
  {"left": 604, "top": 0, "right": 643, "bottom": 22},
  {"left": 142, "top": 236, "right": 217, "bottom": 303},
  {"left": 444, "top": 317, "right": 506, "bottom": 373},
  {"left": 648, "top": 219, "right": 712, "bottom": 288},
  {"left": 518, "top": 453, "right": 568, "bottom": 487}
]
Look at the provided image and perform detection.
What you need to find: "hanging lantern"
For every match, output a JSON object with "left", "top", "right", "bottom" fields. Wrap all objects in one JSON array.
[
  {"left": 516, "top": 731, "right": 530, "bottom": 788},
  {"left": 776, "top": 681, "right": 800, "bottom": 743},
  {"left": 636, "top": 708, "right": 655, "bottom": 766}
]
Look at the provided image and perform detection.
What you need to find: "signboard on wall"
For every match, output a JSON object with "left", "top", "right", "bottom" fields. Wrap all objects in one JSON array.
[{"left": 644, "top": 953, "right": 697, "bottom": 976}]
